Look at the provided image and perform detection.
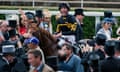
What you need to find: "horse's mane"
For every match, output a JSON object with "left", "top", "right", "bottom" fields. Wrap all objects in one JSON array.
[{"left": 32, "top": 27, "right": 58, "bottom": 57}]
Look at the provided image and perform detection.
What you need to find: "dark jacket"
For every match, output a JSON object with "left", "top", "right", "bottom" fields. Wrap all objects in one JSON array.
[
  {"left": 100, "top": 57, "right": 120, "bottom": 72},
  {"left": 57, "top": 14, "right": 82, "bottom": 42},
  {"left": 10, "top": 57, "right": 27, "bottom": 72},
  {"left": 57, "top": 15, "right": 77, "bottom": 35},
  {"left": 0, "top": 56, "right": 27, "bottom": 72},
  {"left": 0, "top": 56, "right": 10, "bottom": 72}
]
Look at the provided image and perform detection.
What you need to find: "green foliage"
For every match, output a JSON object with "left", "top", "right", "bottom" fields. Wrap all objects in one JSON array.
[
  {"left": 83, "top": 16, "right": 95, "bottom": 39},
  {"left": 51, "top": 15, "right": 57, "bottom": 33},
  {"left": 100, "top": 16, "right": 120, "bottom": 38},
  {"left": 51, "top": 15, "right": 120, "bottom": 39},
  {"left": 112, "top": 17, "right": 120, "bottom": 37},
  {"left": 0, "top": 14, "right": 5, "bottom": 19}
]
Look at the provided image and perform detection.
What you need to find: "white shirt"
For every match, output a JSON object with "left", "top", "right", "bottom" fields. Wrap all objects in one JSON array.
[{"left": 105, "top": 29, "right": 111, "bottom": 40}]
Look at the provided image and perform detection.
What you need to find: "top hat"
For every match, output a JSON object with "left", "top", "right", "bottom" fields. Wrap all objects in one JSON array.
[
  {"left": 104, "top": 10, "right": 113, "bottom": 18},
  {"left": 8, "top": 20, "right": 17, "bottom": 28},
  {"left": 2, "top": 45, "right": 15, "bottom": 55},
  {"left": 74, "top": 8, "right": 84, "bottom": 16},
  {"left": 58, "top": 3, "right": 70, "bottom": 11},
  {"left": 8, "top": 29, "right": 17, "bottom": 38},
  {"left": 35, "top": 10, "right": 43, "bottom": 18},
  {"left": 25, "top": 12, "right": 35, "bottom": 20}
]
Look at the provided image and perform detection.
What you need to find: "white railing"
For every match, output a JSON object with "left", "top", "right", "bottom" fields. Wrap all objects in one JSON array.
[
  {"left": 1, "top": 0, "right": 120, "bottom": 4},
  {"left": 0, "top": 0, "right": 120, "bottom": 9}
]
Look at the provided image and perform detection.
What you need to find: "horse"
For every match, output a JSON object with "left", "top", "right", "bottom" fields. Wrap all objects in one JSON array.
[
  {"left": 31, "top": 27, "right": 58, "bottom": 57},
  {"left": 29, "top": 26, "right": 58, "bottom": 70}
]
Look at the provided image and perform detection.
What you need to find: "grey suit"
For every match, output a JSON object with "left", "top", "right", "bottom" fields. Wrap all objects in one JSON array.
[{"left": 65, "top": 54, "right": 84, "bottom": 72}]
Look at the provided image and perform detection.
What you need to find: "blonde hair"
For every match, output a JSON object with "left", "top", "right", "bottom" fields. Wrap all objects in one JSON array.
[
  {"left": 43, "top": 9, "right": 51, "bottom": 18},
  {"left": 56, "top": 13, "right": 61, "bottom": 20}
]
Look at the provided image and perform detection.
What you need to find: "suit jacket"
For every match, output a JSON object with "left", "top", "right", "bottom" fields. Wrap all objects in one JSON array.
[
  {"left": 29, "top": 64, "right": 55, "bottom": 72},
  {"left": 42, "top": 64, "right": 55, "bottom": 72},
  {"left": 75, "top": 18, "right": 84, "bottom": 40},
  {"left": 65, "top": 54, "right": 84, "bottom": 72},
  {"left": 100, "top": 56, "right": 120, "bottom": 72},
  {"left": 0, "top": 56, "right": 10, "bottom": 72},
  {"left": 58, "top": 61, "right": 73, "bottom": 72}
]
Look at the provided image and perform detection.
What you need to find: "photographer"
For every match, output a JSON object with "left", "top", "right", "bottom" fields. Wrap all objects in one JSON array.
[
  {"left": 81, "top": 34, "right": 106, "bottom": 72},
  {"left": 8, "top": 29, "right": 25, "bottom": 57},
  {"left": 0, "top": 45, "right": 27, "bottom": 72}
]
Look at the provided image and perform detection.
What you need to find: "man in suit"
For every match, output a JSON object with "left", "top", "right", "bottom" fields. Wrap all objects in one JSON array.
[
  {"left": 28, "top": 50, "right": 55, "bottom": 72},
  {"left": 61, "top": 43, "right": 84, "bottom": 72},
  {"left": 0, "top": 45, "right": 16, "bottom": 72},
  {"left": 0, "top": 55, "right": 10, "bottom": 72},
  {"left": 74, "top": 8, "right": 84, "bottom": 41},
  {"left": 0, "top": 45, "right": 27, "bottom": 72},
  {"left": 82, "top": 33, "right": 106, "bottom": 72},
  {"left": 100, "top": 40, "right": 120, "bottom": 72},
  {"left": 57, "top": 49, "right": 73, "bottom": 71}
]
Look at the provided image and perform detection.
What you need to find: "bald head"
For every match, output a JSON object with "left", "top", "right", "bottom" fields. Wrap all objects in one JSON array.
[
  {"left": 0, "top": 20, "right": 8, "bottom": 26},
  {"left": 0, "top": 20, "right": 8, "bottom": 32}
]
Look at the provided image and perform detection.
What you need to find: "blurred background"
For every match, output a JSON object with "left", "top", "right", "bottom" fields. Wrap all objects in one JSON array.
[{"left": 0, "top": 0, "right": 120, "bottom": 39}]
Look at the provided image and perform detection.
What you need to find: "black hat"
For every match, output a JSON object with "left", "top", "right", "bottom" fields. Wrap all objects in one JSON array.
[
  {"left": 2, "top": 45, "right": 15, "bottom": 56},
  {"left": 74, "top": 9, "right": 84, "bottom": 16},
  {"left": 8, "top": 20, "right": 17, "bottom": 28},
  {"left": 58, "top": 3, "right": 70, "bottom": 11},
  {"left": 104, "top": 10, "right": 113, "bottom": 18},
  {"left": 35, "top": 10, "right": 43, "bottom": 18},
  {"left": 104, "top": 40, "right": 116, "bottom": 56},
  {"left": 8, "top": 29, "right": 17, "bottom": 38},
  {"left": 95, "top": 33, "right": 107, "bottom": 46},
  {"left": 25, "top": 12, "right": 35, "bottom": 20}
]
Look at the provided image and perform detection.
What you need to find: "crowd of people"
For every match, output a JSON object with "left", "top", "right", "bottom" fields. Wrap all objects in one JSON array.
[{"left": 0, "top": 2, "right": 120, "bottom": 72}]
